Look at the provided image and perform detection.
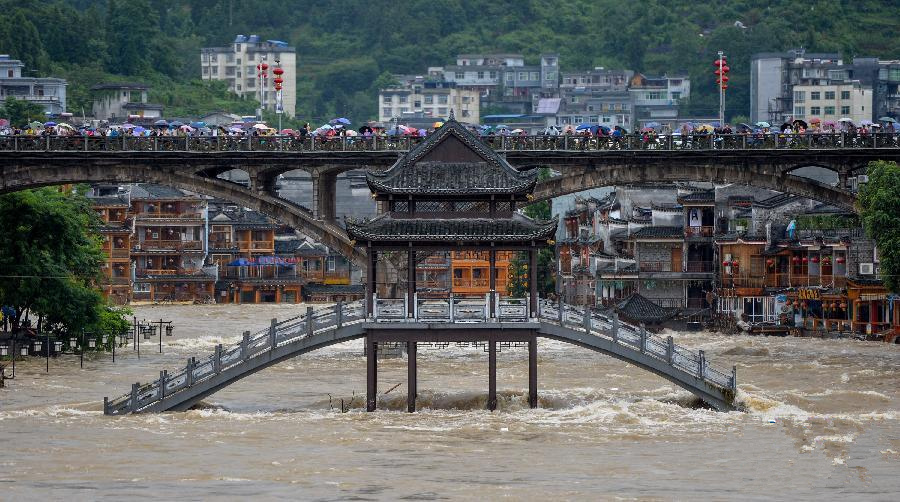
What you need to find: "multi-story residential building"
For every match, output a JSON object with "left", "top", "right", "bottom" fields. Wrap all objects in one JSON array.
[
  {"left": 201, "top": 35, "right": 297, "bottom": 117},
  {"left": 441, "top": 53, "right": 560, "bottom": 114},
  {"left": 790, "top": 81, "right": 872, "bottom": 122},
  {"left": 628, "top": 73, "right": 690, "bottom": 129},
  {"left": 90, "top": 187, "right": 134, "bottom": 305},
  {"left": 0, "top": 54, "right": 67, "bottom": 115},
  {"left": 129, "top": 184, "right": 215, "bottom": 303},
  {"left": 206, "top": 201, "right": 303, "bottom": 304},
  {"left": 751, "top": 50, "right": 900, "bottom": 123},
  {"left": 90, "top": 83, "right": 163, "bottom": 122},
  {"left": 378, "top": 76, "right": 480, "bottom": 124}
]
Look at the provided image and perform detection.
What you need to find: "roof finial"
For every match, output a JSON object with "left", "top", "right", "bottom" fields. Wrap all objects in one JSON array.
[{"left": 448, "top": 108, "right": 455, "bottom": 121}]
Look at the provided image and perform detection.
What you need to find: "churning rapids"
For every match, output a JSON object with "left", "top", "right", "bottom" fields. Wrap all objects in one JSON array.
[{"left": 1, "top": 304, "right": 897, "bottom": 500}]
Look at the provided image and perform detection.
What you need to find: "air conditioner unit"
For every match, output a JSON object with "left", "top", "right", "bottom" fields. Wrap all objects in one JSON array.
[
  {"left": 858, "top": 175, "right": 869, "bottom": 183},
  {"left": 859, "top": 263, "right": 874, "bottom": 275}
]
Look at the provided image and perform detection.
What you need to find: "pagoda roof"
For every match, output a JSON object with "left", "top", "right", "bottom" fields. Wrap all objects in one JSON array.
[
  {"left": 366, "top": 118, "right": 537, "bottom": 196},
  {"left": 615, "top": 293, "right": 674, "bottom": 324},
  {"left": 346, "top": 212, "right": 557, "bottom": 244}
]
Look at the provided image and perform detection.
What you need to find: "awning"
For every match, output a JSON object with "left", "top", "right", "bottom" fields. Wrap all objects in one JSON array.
[{"left": 859, "top": 294, "right": 887, "bottom": 301}]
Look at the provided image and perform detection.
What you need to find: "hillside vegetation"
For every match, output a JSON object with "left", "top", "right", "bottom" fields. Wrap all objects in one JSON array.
[{"left": 1, "top": 0, "right": 898, "bottom": 122}]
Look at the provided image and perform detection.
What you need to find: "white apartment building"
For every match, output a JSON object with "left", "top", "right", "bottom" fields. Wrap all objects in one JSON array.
[
  {"left": 0, "top": 55, "right": 67, "bottom": 115},
  {"left": 790, "top": 81, "right": 873, "bottom": 123},
  {"left": 378, "top": 77, "right": 480, "bottom": 124},
  {"left": 200, "top": 35, "right": 296, "bottom": 117}
]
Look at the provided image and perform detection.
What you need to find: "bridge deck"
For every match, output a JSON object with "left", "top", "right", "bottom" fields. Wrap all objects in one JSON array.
[{"left": 103, "top": 299, "right": 738, "bottom": 415}]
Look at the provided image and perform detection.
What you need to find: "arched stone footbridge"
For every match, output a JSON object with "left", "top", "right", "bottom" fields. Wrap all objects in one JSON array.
[
  {"left": 104, "top": 299, "right": 738, "bottom": 415},
  {"left": 3, "top": 135, "right": 898, "bottom": 263}
]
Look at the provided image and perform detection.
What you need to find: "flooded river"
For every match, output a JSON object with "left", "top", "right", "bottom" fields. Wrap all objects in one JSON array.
[{"left": 1, "top": 304, "right": 898, "bottom": 499}]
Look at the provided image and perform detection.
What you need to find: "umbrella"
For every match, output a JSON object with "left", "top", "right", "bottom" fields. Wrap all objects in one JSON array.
[
  {"left": 190, "top": 121, "right": 206, "bottom": 128},
  {"left": 495, "top": 124, "right": 510, "bottom": 130},
  {"left": 280, "top": 128, "right": 295, "bottom": 135},
  {"left": 575, "top": 124, "right": 594, "bottom": 131},
  {"left": 227, "top": 258, "right": 251, "bottom": 266},
  {"left": 838, "top": 118, "right": 854, "bottom": 123},
  {"left": 859, "top": 119, "right": 874, "bottom": 126},
  {"left": 808, "top": 117, "right": 821, "bottom": 124},
  {"left": 121, "top": 123, "right": 135, "bottom": 130},
  {"left": 28, "top": 120, "right": 43, "bottom": 130},
  {"left": 597, "top": 125, "right": 611, "bottom": 134},
  {"left": 644, "top": 121, "right": 662, "bottom": 129},
  {"left": 57, "top": 123, "right": 76, "bottom": 131},
  {"left": 344, "top": 129, "right": 359, "bottom": 137},
  {"left": 179, "top": 125, "right": 194, "bottom": 132},
  {"left": 823, "top": 120, "right": 837, "bottom": 128},
  {"left": 154, "top": 119, "right": 168, "bottom": 127},
  {"left": 329, "top": 117, "right": 351, "bottom": 125},
  {"left": 697, "top": 124, "right": 715, "bottom": 133},
  {"left": 511, "top": 128, "right": 525, "bottom": 134},
  {"left": 433, "top": 121, "right": 444, "bottom": 129},
  {"left": 640, "top": 127, "right": 656, "bottom": 133},
  {"left": 252, "top": 123, "right": 271, "bottom": 130},
  {"left": 43, "top": 121, "right": 57, "bottom": 127},
  {"left": 754, "top": 121, "right": 771, "bottom": 128},
  {"left": 169, "top": 120, "right": 184, "bottom": 127},
  {"left": 736, "top": 122, "right": 753, "bottom": 130},
  {"left": 792, "top": 119, "right": 808, "bottom": 129},
  {"left": 878, "top": 116, "right": 897, "bottom": 123}
]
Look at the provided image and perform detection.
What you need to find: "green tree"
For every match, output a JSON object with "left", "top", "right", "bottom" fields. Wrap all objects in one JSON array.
[
  {"left": 858, "top": 160, "right": 900, "bottom": 293},
  {"left": 522, "top": 167, "right": 556, "bottom": 295},
  {"left": 0, "top": 188, "right": 127, "bottom": 338},
  {"left": 507, "top": 256, "right": 529, "bottom": 298},
  {"left": 0, "top": 97, "right": 46, "bottom": 127}
]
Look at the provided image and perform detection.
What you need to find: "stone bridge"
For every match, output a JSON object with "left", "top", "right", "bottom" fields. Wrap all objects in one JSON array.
[
  {"left": 103, "top": 299, "right": 738, "bottom": 415},
  {"left": 2, "top": 134, "right": 898, "bottom": 264}
]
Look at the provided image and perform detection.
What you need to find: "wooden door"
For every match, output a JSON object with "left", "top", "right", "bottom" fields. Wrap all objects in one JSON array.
[{"left": 671, "top": 247, "right": 682, "bottom": 272}]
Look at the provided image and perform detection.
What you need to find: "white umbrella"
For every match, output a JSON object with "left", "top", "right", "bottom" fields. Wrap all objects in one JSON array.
[
  {"left": 838, "top": 118, "right": 854, "bottom": 123},
  {"left": 344, "top": 129, "right": 358, "bottom": 137},
  {"left": 252, "top": 123, "right": 272, "bottom": 130}
]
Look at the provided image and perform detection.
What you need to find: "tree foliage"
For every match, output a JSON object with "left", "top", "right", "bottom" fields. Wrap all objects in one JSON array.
[
  {"left": 0, "top": 97, "right": 46, "bottom": 127},
  {"left": 858, "top": 160, "right": 900, "bottom": 293},
  {"left": 0, "top": 188, "right": 127, "bottom": 336}
]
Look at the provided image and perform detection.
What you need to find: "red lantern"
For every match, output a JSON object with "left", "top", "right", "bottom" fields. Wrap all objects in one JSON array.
[
  {"left": 830, "top": 302, "right": 837, "bottom": 309},
  {"left": 836, "top": 257, "right": 846, "bottom": 264},
  {"left": 766, "top": 258, "right": 775, "bottom": 266},
  {"left": 802, "top": 257, "right": 809, "bottom": 264},
  {"left": 274, "top": 77, "right": 283, "bottom": 85},
  {"left": 256, "top": 64, "right": 261, "bottom": 70},
  {"left": 261, "top": 63, "right": 269, "bottom": 71},
  {"left": 273, "top": 67, "right": 284, "bottom": 76},
  {"left": 792, "top": 256, "right": 801, "bottom": 264},
  {"left": 722, "top": 260, "right": 730, "bottom": 267},
  {"left": 812, "top": 256, "right": 820, "bottom": 264},
  {"left": 839, "top": 302, "right": 846, "bottom": 309},
  {"left": 732, "top": 261, "right": 739, "bottom": 268}
]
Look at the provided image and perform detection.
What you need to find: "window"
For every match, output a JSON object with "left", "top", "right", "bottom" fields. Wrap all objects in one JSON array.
[
  {"left": 530, "top": 71, "right": 540, "bottom": 80},
  {"left": 602, "top": 116, "right": 611, "bottom": 123},
  {"left": 211, "top": 67, "right": 218, "bottom": 76},
  {"left": 477, "top": 71, "right": 484, "bottom": 79},
  {"left": 810, "top": 106, "right": 821, "bottom": 115},
  {"left": 383, "top": 96, "right": 392, "bottom": 104},
  {"left": 840, "top": 90, "right": 850, "bottom": 100},
  {"left": 588, "top": 116, "right": 598, "bottom": 123},
  {"left": 202, "top": 67, "right": 209, "bottom": 75},
  {"left": 461, "top": 96, "right": 470, "bottom": 104},
  {"left": 573, "top": 116, "right": 584, "bottom": 124},
  {"left": 506, "top": 72, "right": 514, "bottom": 82},
  {"left": 438, "top": 107, "right": 447, "bottom": 115},
  {"left": 455, "top": 71, "right": 464, "bottom": 79},
  {"left": 424, "top": 95, "right": 433, "bottom": 104},
  {"left": 236, "top": 84, "right": 241, "bottom": 91},
  {"left": 399, "top": 96, "right": 407, "bottom": 104},
  {"left": 841, "top": 105, "right": 850, "bottom": 115},
  {"left": 810, "top": 91, "right": 821, "bottom": 100},
  {"left": 825, "top": 91, "right": 835, "bottom": 100},
  {"left": 461, "top": 110, "right": 470, "bottom": 117},
  {"left": 518, "top": 71, "right": 526, "bottom": 80},
  {"left": 545, "top": 71, "right": 556, "bottom": 81},
  {"left": 414, "top": 100, "right": 421, "bottom": 107},
  {"left": 326, "top": 256, "right": 336, "bottom": 272},
  {"left": 824, "top": 105, "right": 835, "bottom": 115},
  {"left": 438, "top": 95, "right": 448, "bottom": 104},
  {"left": 489, "top": 71, "right": 497, "bottom": 79},
  {"left": 793, "top": 90, "right": 805, "bottom": 103},
  {"left": 645, "top": 91, "right": 664, "bottom": 100},
  {"left": 671, "top": 91, "right": 681, "bottom": 100},
  {"left": 383, "top": 107, "right": 392, "bottom": 117},
  {"left": 794, "top": 106, "right": 805, "bottom": 117}
]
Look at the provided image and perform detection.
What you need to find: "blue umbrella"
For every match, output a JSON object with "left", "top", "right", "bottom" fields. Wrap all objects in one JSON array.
[
  {"left": 598, "top": 125, "right": 611, "bottom": 134},
  {"left": 644, "top": 121, "right": 662, "bottom": 129},
  {"left": 227, "top": 258, "right": 251, "bottom": 266},
  {"left": 169, "top": 120, "right": 184, "bottom": 128},
  {"left": 44, "top": 121, "right": 57, "bottom": 127},
  {"left": 190, "top": 121, "right": 206, "bottom": 128},
  {"left": 330, "top": 117, "right": 351, "bottom": 125},
  {"left": 154, "top": 119, "right": 168, "bottom": 127},
  {"left": 575, "top": 124, "right": 594, "bottom": 131}
]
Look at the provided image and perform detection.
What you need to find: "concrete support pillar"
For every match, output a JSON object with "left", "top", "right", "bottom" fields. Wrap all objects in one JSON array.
[
  {"left": 366, "top": 249, "right": 376, "bottom": 316},
  {"left": 528, "top": 336, "right": 538, "bottom": 409},
  {"left": 529, "top": 249, "right": 538, "bottom": 317},
  {"left": 311, "top": 171, "right": 338, "bottom": 222},
  {"left": 367, "top": 337, "right": 378, "bottom": 412},
  {"left": 488, "top": 340, "right": 497, "bottom": 411},
  {"left": 407, "top": 340, "right": 417, "bottom": 413}
]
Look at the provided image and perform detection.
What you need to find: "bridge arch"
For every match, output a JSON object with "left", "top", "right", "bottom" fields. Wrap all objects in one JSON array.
[{"left": 0, "top": 163, "right": 364, "bottom": 265}]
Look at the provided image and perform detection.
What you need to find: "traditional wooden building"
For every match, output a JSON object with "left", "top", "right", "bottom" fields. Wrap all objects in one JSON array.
[
  {"left": 91, "top": 191, "right": 134, "bottom": 305},
  {"left": 346, "top": 115, "right": 557, "bottom": 318}
]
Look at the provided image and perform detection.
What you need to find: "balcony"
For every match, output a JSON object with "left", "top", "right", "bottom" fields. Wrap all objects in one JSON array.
[
  {"left": 237, "top": 240, "right": 275, "bottom": 252},
  {"left": 638, "top": 261, "right": 673, "bottom": 273},
  {"left": 721, "top": 275, "right": 766, "bottom": 288},
  {"left": 138, "top": 212, "right": 203, "bottom": 220},
  {"left": 684, "top": 226, "right": 714, "bottom": 238},
  {"left": 102, "top": 276, "right": 131, "bottom": 285},
  {"left": 133, "top": 240, "right": 203, "bottom": 252},
  {"left": 685, "top": 261, "right": 715, "bottom": 273},
  {"left": 135, "top": 268, "right": 201, "bottom": 277},
  {"left": 646, "top": 297, "right": 685, "bottom": 308},
  {"left": 208, "top": 238, "right": 238, "bottom": 250}
]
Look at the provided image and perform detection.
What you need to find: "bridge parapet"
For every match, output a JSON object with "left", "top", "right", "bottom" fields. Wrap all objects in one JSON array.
[
  {"left": 3, "top": 132, "right": 899, "bottom": 153},
  {"left": 103, "top": 297, "right": 737, "bottom": 415}
]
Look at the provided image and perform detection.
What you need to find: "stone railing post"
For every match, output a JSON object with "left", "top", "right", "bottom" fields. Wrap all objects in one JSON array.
[
  {"left": 557, "top": 297, "right": 564, "bottom": 325},
  {"left": 583, "top": 308, "right": 591, "bottom": 333},
  {"left": 307, "top": 306, "right": 314, "bottom": 336},
  {"left": 269, "top": 318, "right": 278, "bottom": 350},
  {"left": 611, "top": 312, "right": 619, "bottom": 343},
  {"left": 103, "top": 397, "right": 109, "bottom": 415},
  {"left": 241, "top": 330, "right": 250, "bottom": 360},
  {"left": 336, "top": 300, "right": 343, "bottom": 328},
  {"left": 639, "top": 324, "right": 647, "bottom": 353},
  {"left": 731, "top": 365, "right": 737, "bottom": 391},
  {"left": 159, "top": 370, "right": 168, "bottom": 400},
  {"left": 186, "top": 358, "right": 195, "bottom": 386},
  {"left": 697, "top": 350, "right": 706, "bottom": 379},
  {"left": 130, "top": 383, "right": 139, "bottom": 412},
  {"left": 46, "top": 135, "right": 50, "bottom": 151},
  {"left": 666, "top": 336, "right": 674, "bottom": 364}
]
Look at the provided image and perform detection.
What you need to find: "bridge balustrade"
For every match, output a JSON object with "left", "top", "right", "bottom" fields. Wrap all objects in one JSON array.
[{"left": 5, "top": 133, "right": 899, "bottom": 153}]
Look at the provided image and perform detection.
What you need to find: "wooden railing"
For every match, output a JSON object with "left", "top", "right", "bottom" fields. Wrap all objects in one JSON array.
[
  {"left": 684, "top": 226, "right": 714, "bottom": 238},
  {"left": 685, "top": 261, "right": 715, "bottom": 273},
  {"left": 638, "top": 261, "right": 673, "bottom": 272},
  {"left": 133, "top": 240, "right": 203, "bottom": 251}
]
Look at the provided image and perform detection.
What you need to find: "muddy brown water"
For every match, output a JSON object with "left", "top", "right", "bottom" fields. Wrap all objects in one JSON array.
[{"left": 1, "top": 304, "right": 898, "bottom": 499}]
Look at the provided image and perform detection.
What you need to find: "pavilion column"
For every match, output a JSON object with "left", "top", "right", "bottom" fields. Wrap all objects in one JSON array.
[
  {"left": 366, "top": 249, "right": 376, "bottom": 316},
  {"left": 529, "top": 249, "right": 538, "bottom": 317},
  {"left": 366, "top": 337, "right": 378, "bottom": 412},
  {"left": 407, "top": 340, "right": 417, "bottom": 413},
  {"left": 488, "top": 339, "right": 497, "bottom": 411},
  {"left": 489, "top": 249, "right": 497, "bottom": 318},
  {"left": 528, "top": 336, "right": 538, "bottom": 409},
  {"left": 408, "top": 248, "right": 416, "bottom": 318}
]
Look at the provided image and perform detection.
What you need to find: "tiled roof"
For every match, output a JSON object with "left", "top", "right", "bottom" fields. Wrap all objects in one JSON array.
[
  {"left": 629, "top": 226, "right": 683, "bottom": 239},
  {"left": 346, "top": 213, "right": 557, "bottom": 243},
  {"left": 616, "top": 293, "right": 674, "bottom": 323},
  {"left": 130, "top": 184, "right": 193, "bottom": 200},
  {"left": 90, "top": 195, "right": 130, "bottom": 207},
  {"left": 677, "top": 191, "right": 715, "bottom": 203},
  {"left": 367, "top": 119, "right": 537, "bottom": 195}
]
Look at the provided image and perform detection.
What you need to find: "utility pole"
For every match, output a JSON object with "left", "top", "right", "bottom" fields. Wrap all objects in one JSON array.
[{"left": 714, "top": 51, "right": 729, "bottom": 126}]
